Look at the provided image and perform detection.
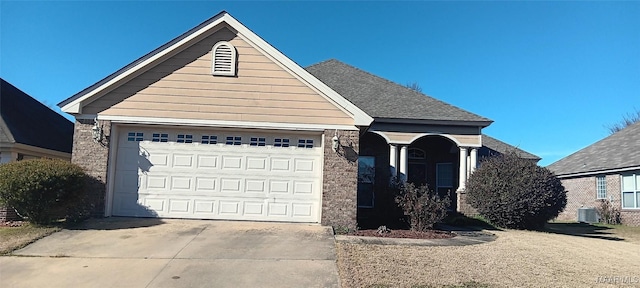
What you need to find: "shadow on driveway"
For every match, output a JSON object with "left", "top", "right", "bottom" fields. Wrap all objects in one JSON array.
[
  {"left": 67, "top": 217, "right": 165, "bottom": 230},
  {"left": 544, "top": 222, "right": 624, "bottom": 241}
]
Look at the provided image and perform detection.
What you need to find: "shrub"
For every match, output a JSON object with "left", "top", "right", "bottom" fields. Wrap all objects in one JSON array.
[
  {"left": 466, "top": 152, "right": 567, "bottom": 230},
  {"left": 0, "top": 159, "right": 88, "bottom": 224},
  {"left": 596, "top": 199, "right": 621, "bottom": 225},
  {"left": 395, "top": 182, "right": 450, "bottom": 231}
]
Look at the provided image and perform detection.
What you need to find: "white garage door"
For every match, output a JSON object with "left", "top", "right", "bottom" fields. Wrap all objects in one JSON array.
[{"left": 111, "top": 126, "right": 323, "bottom": 223}]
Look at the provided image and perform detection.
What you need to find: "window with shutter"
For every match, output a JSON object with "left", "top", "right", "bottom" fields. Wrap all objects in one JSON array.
[{"left": 211, "top": 41, "right": 237, "bottom": 76}]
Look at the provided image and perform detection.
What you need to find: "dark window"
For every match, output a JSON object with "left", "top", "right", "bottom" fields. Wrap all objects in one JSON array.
[{"left": 201, "top": 135, "right": 218, "bottom": 144}]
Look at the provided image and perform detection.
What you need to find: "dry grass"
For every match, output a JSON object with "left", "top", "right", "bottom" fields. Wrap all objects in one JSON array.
[
  {"left": 337, "top": 225, "right": 640, "bottom": 288},
  {"left": 0, "top": 224, "right": 60, "bottom": 255}
]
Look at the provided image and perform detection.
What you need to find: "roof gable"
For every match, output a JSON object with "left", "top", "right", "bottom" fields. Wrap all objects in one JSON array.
[
  {"left": 58, "top": 12, "right": 372, "bottom": 127},
  {"left": 305, "top": 59, "right": 493, "bottom": 126},
  {"left": 547, "top": 121, "right": 640, "bottom": 176},
  {"left": 0, "top": 78, "right": 73, "bottom": 153}
]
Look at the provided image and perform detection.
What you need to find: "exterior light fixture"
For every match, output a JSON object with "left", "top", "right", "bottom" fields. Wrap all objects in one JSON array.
[
  {"left": 331, "top": 130, "right": 340, "bottom": 152},
  {"left": 92, "top": 117, "right": 103, "bottom": 143}
]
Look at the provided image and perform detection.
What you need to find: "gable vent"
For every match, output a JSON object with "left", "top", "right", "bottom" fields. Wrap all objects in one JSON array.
[{"left": 211, "top": 41, "right": 237, "bottom": 76}]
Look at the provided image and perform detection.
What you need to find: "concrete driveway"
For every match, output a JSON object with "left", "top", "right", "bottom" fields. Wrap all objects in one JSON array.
[{"left": 0, "top": 218, "right": 340, "bottom": 287}]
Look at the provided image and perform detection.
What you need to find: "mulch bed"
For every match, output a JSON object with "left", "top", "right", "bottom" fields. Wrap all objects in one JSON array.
[{"left": 350, "top": 229, "right": 455, "bottom": 239}]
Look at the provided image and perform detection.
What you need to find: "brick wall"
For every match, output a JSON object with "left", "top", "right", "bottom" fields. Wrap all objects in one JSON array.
[
  {"left": 457, "top": 191, "right": 479, "bottom": 216},
  {"left": 321, "top": 129, "right": 359, "bottom": 230},
  {"left": 71, "top": 119, "right": 112, "bottom": 217},
  {"left": 558, "top": 174, "right": 640, "bottom": 227}
]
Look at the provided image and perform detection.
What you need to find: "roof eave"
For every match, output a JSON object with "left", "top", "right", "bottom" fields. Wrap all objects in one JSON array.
[
  {"left": 554, "top": 165, "right": 640, "bottom": 178},
  {"left": 375, "top": 117, "right": 492, "bottom": 127}
]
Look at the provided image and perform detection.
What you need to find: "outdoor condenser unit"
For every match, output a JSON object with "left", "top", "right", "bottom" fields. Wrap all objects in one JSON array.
[{"left": 577, "top": 207, "right": 598, "bottom": 223}]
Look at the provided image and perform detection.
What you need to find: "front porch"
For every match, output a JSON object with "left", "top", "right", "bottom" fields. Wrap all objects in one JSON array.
[{"left": 357, "top": 127, "right": 481, "bottom": 228}]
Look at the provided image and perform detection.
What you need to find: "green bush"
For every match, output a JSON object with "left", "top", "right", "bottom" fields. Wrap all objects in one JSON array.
[
  {"left": 0, "top": 159, "right": 88, "bottom": 224},
  {"left": 395, "top": 182, "right": 450, "bottom": 231},
  {"left": 466, "top": 152, "right": 567, "bottom": 230}
]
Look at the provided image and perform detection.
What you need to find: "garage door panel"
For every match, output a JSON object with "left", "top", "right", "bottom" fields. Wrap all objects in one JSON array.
[
  {"left": 170, "top": 176, "right": 193, "bottom": 190},
  {"left": 112, "top": 127, "right": 322, "bottom": 222},
  {"left": 194, "top": 200, "right": 216, "bottom": 214},
  {"left": 197, "top": 155, "right": 219, "bottom": 168},
  {"left": 195, "top": 177, "right": 217, "bottom": 191},
  {"left": 168, "top": 199, "right": 190, "bottom": 213},
  {"left": 270, "top": 158, "right": 291, "bottom": 171},
  {"left": 220, "top": 178, "right": 242, "bottom": 193},
  {"left": 221, "top": 156, "right": 243, "bottom": 169},
  {"left": 244, "top": 202, "right": 265, "bottom": 216}
]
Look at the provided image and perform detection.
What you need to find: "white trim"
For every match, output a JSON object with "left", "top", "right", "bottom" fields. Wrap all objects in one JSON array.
[
  {"left": 556, "top": 166, "right": 640, "bottom": 179},
  {"left": 620, "top": 172, "right": 640, "bottom": 210},
  {"left": 370, "top": 131, "right": 481, "bottom": 147},
  {"left": 96, "top": 115, "right": 358, "bottom": 131},
  {"left": 0, "top": 143, "right": 72, "bottom": 160},
  {"left": 105, "top": 124, "right": 119, "bottom": 217},
  {"left": 60, "top": 12, "right": 373, "bottom": 127}
]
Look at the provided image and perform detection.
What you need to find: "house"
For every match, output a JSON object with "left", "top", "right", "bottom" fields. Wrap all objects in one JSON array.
[
  {"left": 58, "top": 11, "right": 537, "bottom": 229},
  {"left": 0, "top": 78, "right": 74, "bottom": 221},
  {"left": 548, "top": 121, "right": 640, "bottom": 226}
]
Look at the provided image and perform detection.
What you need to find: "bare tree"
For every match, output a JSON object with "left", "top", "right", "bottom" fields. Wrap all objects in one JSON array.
[
  {"left": 607, "top": 109, "right": 640, "bottom": 134},
  {"left": 405, "top": 82, "right": 423, "bottom": 93}
]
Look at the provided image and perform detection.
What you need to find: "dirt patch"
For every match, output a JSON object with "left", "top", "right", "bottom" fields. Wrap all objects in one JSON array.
[
  {"left": 337, "top": 229, "right": 640, "bottom": 288},
  {"left": 350, "top": 229, "right": 455, "bottom": 239}
]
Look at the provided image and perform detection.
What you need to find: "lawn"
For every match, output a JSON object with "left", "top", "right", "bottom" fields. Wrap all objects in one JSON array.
[
  {"left": 336, "top": 223, "right": 640, "bottom": 288},
  {"left": 0, "top": 224, "right": 61, "bottom": 255}
]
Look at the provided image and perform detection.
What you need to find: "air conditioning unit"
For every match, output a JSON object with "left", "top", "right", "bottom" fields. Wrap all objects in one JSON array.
[{"left": 578, "top": 207, "right": 598, "bottom": 223}]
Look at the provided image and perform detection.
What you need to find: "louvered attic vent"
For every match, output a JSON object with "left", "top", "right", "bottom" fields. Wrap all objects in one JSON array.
[{"left": 211, "top": 41, "right": 237, "bottom": 76}]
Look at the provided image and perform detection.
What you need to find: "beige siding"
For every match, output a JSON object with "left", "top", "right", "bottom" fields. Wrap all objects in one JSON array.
[
  {"left": 377, "top": 131, "right": 481, "bottom": 146},
  {"left": 83, "top": 27, "right": 353, "bottom": 126},
  {"left": 451, "top": 134, "right": 481, "bottom": 146}
]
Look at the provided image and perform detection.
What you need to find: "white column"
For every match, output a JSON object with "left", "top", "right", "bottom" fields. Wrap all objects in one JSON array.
[
  {"left": 458, "top": 147, "right": 468, "bottom": 191},
  {"left": 399, "top": 145, "right": 408, "bottom": 182},
  {"left": 389, "top": 144, "right": 398, "bottom": 181},
  {"left": 469, "top": 148, "right": 478, "bottom": 175}
]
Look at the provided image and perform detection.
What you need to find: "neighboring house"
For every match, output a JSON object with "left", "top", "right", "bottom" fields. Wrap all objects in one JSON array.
[
  {"left": 57, "top": 11, "right": 537, "bottom": 229},
  {"left": 548, "top": 122, "right": 640, "bottom": 226},
  {"left": 0, "top": 78, "right": 74, "bottom": 221}
]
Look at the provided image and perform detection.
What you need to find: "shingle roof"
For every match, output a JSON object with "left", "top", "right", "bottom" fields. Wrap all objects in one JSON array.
[
  {"left": 547, "top": 121, "right": 640, "bottom": 176},
  {"left": 305, "top": 59, "right": 492, "bottom": 126},
  {"left": 0, "top": 78, "right": 73, "bottom": 153},
  {"left": 481, "top": 135, "right": 541, "bottom": 161}
]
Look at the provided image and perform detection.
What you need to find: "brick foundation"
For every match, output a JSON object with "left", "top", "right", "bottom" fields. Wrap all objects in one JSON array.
[
  {"left": 0, "top": 206, "right": 21, "bottom": 222},
  {"left": 457, "top": 191, "right": 479, "bottom": 216},
  {"left": 321, "top": 129, "right": 359, "bottom": 230},
  {"left": 71, "top": 119, "right": 111, "bottom": 217}
]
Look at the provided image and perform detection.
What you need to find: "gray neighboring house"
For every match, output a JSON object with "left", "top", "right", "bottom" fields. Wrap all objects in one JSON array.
[
  {"left": 0, "top": 78, "right": 74, "bottom": 221},
  {"left": 548, "top": 121, "right": 640, "bottom": 226},
  {"left": 57, "top": 12, "right": 539, "bottom": 229}
]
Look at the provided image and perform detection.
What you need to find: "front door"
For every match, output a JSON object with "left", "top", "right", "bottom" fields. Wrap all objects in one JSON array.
[{"left": 408, "top": 148, "right": 427, "bottom": 185}]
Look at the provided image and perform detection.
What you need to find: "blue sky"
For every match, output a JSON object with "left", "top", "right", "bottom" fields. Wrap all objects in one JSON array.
[{"left": 1, "top": 1, "right": 638, "bottom": 166}]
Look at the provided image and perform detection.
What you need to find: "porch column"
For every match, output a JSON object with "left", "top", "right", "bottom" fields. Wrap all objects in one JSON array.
[
  {"left": 469, "top": 148, "right": 478, "bottom": 175},
  {"left": 458, "top": 147, "right": 468, "bottom": 191},
  {"left": 389, "top": 144, "right": 398, "bottom": 181},
  {"left": 399, "top": 145, "right": 408, "bottom": 182}
]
